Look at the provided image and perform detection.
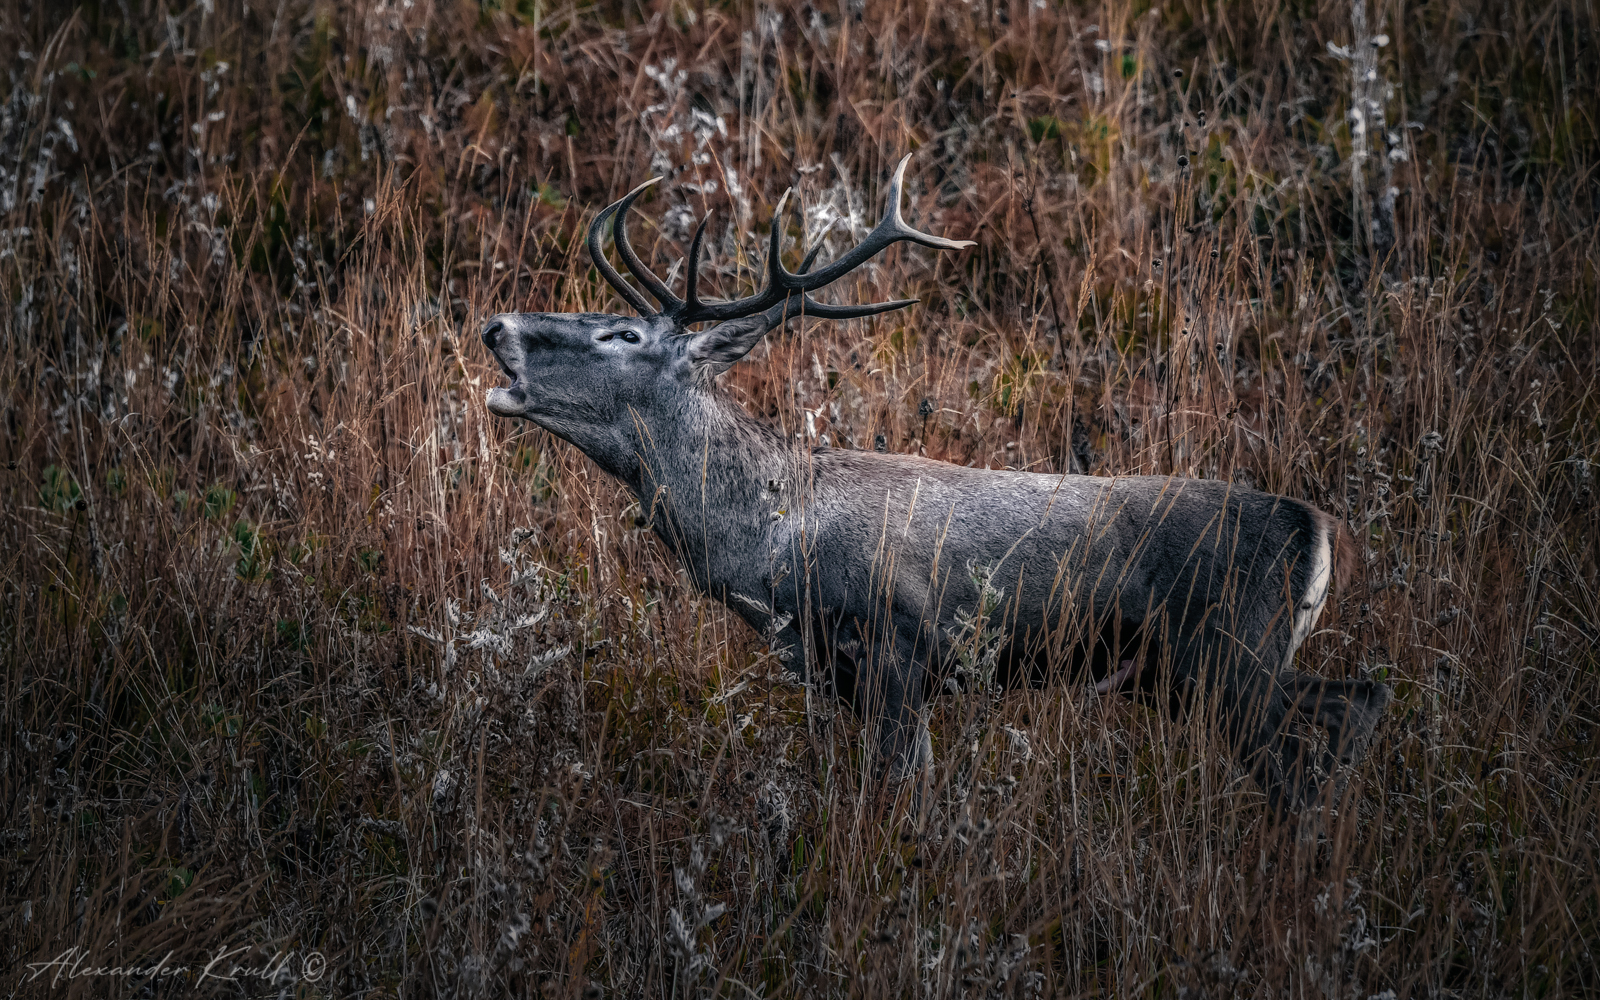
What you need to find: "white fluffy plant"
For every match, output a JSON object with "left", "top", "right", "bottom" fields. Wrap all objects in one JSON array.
[
  {"left": 664, "top": 820, "right": 737, "bottom": 996},
  {"left": 407, "top": 527, "right": 570, "bottom": 700}
]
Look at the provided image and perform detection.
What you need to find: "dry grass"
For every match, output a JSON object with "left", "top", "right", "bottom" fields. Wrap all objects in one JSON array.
[{"left": 2, "top": 0, "right": 1597, "bottom": 996}]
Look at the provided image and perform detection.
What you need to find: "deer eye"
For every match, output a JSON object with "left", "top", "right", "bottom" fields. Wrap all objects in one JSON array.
[{"left": 620, "top": 330, "right": 640, "bottom": 344}]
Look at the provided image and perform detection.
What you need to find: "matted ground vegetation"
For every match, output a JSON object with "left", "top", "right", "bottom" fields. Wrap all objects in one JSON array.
[{"left": 2, "top": 0, "right": 1597, "bottom": 996}]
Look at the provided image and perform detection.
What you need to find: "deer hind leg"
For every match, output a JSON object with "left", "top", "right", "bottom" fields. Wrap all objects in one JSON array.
[
  {"left": 1160, "top": 622, "right": 1301, "bottom": 813},
  {"left": 1230, "top": 526, "right": 1395, "bottom": 815},
  {"left": 1216, "top": 667, "right": 1320, "bottom": 816},
  {"left": 1159, "top": 622, "right": 1347, "bottom": 814},
  {"left": 1173, "top": 602, "right": 1389, "bottom": 814},
  {"left": 837, "top": 629, "right": 931, "bottom": 782},
  {"left": 1244, "top": 674, "right": 1391, "bottom": 817},
  {"left": 1237, "top": 521, "right": 1374, "bottom": 813},
  {"left": 1289, "top": 676, "right": 1392, "bottom": 767}
]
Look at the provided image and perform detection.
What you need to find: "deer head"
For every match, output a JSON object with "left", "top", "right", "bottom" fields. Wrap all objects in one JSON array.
[{"left": 481, "top": 155, "right": 973, "bottom": 478}]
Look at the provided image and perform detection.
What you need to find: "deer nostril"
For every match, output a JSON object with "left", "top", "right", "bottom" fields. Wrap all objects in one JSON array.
[{"left": 482, "top": 320, "right": 505, "bottom": 350}]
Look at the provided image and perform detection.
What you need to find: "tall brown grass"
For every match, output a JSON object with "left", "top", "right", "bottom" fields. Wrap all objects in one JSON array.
[{"left": 2, "top": 0, "right": 1596, "bottom": 996}]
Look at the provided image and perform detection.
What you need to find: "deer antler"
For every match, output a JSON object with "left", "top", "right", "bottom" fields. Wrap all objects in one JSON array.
[
  {"left": 586, "top": 155, "right": 973, "bottom": 324},
  {"left": 587, "top": 177, "right": 681, "bottom": 316}
]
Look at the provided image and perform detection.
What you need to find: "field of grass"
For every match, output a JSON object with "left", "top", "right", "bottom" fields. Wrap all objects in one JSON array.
[{"left": 2, "top": 0, "right": 1597, "bottom": 996}]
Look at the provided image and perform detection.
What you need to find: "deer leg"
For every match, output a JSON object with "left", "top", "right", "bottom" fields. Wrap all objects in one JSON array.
[
  {"left": 1236, "top": 673, "right": 1396, "bottom": 818},
  {"left": 858, "top": 633, "right": 931, "bottom": 781},
  {"left": 1178, "top": 628, "right": 1311, "bottom": 814},
  {"left": 1222, "top": 669, "right": 1316, "bottom": 815},
  {"left": 1289, "top": 675, "right": 1392, "bottom": 766},
  {"left": 808, "top": 614, "right": 864, "bottom": 711},
  {"left": 1157, "top": 621, "right": 1330, "bottom": 815},
  {"left": 771, "top": 621, "right": 805, "bottom": 676}
]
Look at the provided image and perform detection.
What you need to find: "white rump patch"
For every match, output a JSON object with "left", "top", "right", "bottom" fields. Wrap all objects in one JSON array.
[{"left": 1288, "top": 523, "right": 1333, "bottom": 664}]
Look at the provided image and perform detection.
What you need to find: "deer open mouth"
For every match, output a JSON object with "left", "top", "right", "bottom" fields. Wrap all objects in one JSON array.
[
  {"left": 485, "top": 354, "right": 525, "bottom": 415},
  {"left": 486, "top": 380, "right": 525, "bottom": 416},
  {"left": 484, "top": 349, "right": 526, "bottom": 416},
  {"left": 489, "top": 351, "right": 517, "bottom": 382}
]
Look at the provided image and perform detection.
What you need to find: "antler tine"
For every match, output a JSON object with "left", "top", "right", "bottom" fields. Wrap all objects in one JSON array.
[
  {"left": 668, "top": 188, "right": 793, "bottom": 325},
  {"left": 749, "top": 237, "right": 916, "bottom": 323},
  {"left": 669, "top": 158, "right": 969, "bottom": 327},
  {"left": 774, "top": 154, "right": 975, "bottom": 292},
  {"left": 683, "top": 212, "right": 711, "bottom": 315},
  {"left": 788, "top": 296, "right": 920, "bottom": 321},
  {"left": 760, "top": 233, "right": 917, "bottom": 321},
  {"left": 611, "top": 178, "right": 684, "bottom": 312},
  {"left": 588, "top": 194, "right": 656, "bottom": 316},
  {"left": 797, "top": 242, "right": 825, "bottom": 274},
  {"left": 779, "top": 239, "right": 918, "bottom": 319},
  {"left": 679, "top": 201, "right": 883, "bottom": 324},
  {"left": 757, "top": 187, "right": 794, "bottom": 309}
]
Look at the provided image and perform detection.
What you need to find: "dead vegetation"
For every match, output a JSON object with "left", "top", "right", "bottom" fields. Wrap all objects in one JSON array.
[{"left": 2, "top": 0, "right": 1597, "bottom": 996}]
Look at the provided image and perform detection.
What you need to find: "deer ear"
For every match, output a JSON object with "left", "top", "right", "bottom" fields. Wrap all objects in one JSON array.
[{"left": 685, "top": 314, "right": 778, "bottom": 375}]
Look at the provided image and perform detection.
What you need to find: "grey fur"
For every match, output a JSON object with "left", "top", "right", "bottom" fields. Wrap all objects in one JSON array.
[{"left": 481, "top": 163, "right": 1389, "bottom": 814}]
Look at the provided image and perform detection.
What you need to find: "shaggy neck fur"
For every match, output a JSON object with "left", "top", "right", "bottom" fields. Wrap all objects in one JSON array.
[{"left": 626, "top": 380, "right": 802, "bottom": 608}]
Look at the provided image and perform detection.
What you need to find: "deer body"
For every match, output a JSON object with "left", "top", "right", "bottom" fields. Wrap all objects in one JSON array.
[{"left": 483, "top": 156, "right": 1389, "bottom": 813}]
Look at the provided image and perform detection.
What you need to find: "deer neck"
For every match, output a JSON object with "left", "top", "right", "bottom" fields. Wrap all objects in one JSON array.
[{"left": 629, "top": 387, "right": 800, "bottom": 599}]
